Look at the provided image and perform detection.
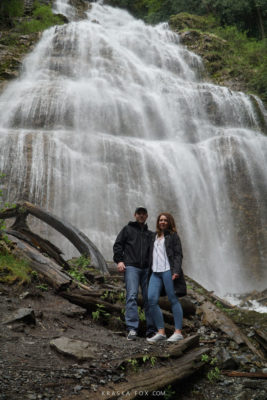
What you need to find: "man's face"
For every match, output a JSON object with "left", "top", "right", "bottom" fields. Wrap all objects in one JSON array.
[{"left": 135, "top": 211, "right": 148, "bottom": 225}]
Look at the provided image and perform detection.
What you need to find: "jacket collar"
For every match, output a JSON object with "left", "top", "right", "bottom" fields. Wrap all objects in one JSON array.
[{"left": 128, "top": 221, "right": 148, "bottom": 231}]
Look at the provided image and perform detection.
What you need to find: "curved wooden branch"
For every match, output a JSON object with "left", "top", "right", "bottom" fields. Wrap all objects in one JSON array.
[{"left": 0, "top": 201, "right": 109, "bottom": 275}]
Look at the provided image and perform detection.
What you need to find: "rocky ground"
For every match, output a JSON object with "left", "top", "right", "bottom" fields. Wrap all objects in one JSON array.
[{"left": 0, "top": 270, "right": 266, "bottom": 400}]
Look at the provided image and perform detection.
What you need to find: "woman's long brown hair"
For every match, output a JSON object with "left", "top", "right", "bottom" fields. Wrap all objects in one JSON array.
[{"left": 156, "top": 212, "right": 177, "bottom": 235}]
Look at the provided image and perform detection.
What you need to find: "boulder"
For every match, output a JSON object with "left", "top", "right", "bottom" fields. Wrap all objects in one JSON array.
[{"left": 50, "top": 336, "right": 97, "bottom": 360}]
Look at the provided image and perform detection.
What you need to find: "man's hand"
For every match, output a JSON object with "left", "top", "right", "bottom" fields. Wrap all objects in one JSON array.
[
  {"left": 117, "top": 262, "right": 126, "bottom": 272},
  {"left": 172, "top": 273, "right": 179, "bottom": 280}
]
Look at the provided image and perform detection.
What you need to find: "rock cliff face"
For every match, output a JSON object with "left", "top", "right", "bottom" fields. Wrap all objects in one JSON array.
[
  {"left": 169, "top": 13, "right": 256, "bottom": 96},
  {"left": 0, "top": 0, "right": 90, "bottom": 93}
]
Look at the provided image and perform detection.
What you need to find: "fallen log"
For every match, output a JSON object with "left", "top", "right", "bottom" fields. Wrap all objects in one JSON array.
[
  {"left": 60, "top": 291, "right": 123, "bottom": 314},
  {"left": 116, "top": 335, "right": 200, "bottom": 369},
  {"left": 0, "top": 201, "right": 109, "bottom": 275},
  {"left": 200, "top": 301, "right": 265, "bottom": 360},
  {"left": 8, "top": 234, "right": 72, "bottom": 291},
  {"left": 96, "top": 346, "right": 210, "bottom": 400},
  {"left": 222, "top": 371, "right": 267, "bottom": 379}
]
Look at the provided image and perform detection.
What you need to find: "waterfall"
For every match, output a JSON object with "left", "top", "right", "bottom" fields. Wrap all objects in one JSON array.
[{"left": 0, "top": 0, "right": 266, "bottom": 296}]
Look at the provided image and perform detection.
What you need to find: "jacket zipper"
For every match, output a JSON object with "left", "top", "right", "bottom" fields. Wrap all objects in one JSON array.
[{"left": 140, "top": 226, "right": 143, "bottom": 268}]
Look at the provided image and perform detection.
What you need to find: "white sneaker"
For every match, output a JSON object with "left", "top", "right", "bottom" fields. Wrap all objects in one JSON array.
[
  {"left": 146, "top": 333, "right": 166, "bottom": 343},
  {"left": 167, "top": 333, "right": 184, "bottom": 342}
]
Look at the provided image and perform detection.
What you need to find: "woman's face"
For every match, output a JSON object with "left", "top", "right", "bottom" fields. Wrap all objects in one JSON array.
[{"left": 158, "top": 215, "right": 169, "bottom": 231}]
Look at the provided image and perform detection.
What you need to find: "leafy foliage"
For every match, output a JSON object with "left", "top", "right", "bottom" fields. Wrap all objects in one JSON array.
[
  {"left": 0, "top": 0, "right": 24, "bottom": 27},
  {"left": 106, "top": 0, "right": 267, "bottom": 39},
  {"left": 17, "top": 2, "right": 65, "bottom": 33}
]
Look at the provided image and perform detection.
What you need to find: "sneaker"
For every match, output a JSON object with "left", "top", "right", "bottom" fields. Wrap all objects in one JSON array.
[
  {"left": 127, "top": 330, "right": 137, "bottom": 341},
  {"left": 146, "top": 333, "right": 166, "bottom": 343},
  {"left": 167, "top": 333, "right": 184, "bottom": 342},
  {"left": 146, "top": 331, "right": 157, "bottom": 339}
]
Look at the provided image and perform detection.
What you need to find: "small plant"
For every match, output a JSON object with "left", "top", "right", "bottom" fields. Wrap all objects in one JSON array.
[
  {"left": 164, "top": 384, "right": 175, "bottom": 400},
  {"left": 187, "top": 284, "right": 193, "bottom": 290},
  {"left": 150, "top": 356, "right": 157, "bottom": 366},
  {"left": 142, "top": 355, "right": 157, "bottom": 367},
  {"left": 74, "top": 255, "right": 91, "bottom": 269},
  {"left": 118, "top": 290, "right": 126, "bottom": 303},
  {"left": 138, "top": 306, "right": 146, "bottom": 321},
  {"left": 201, "top": 354, "right": 221, "bottom": 382},
  {"left": 68, "top": 267, "right": 86, "bottom": 283},
  {"left": 207, "top": 366, "right": 221, "bottom": 382},
  {"left": 142, "top": 355, "right": 149, "bottom": 363},
  {"left": 92, "top": 303, "right": 110, "bottom": 321},
  {"left": 201, "top": 354, "right": 209, "bottom": 363},
  {"left": 68, "top": 254, "right": 91, "bottom": 283},
  {"left": 127, "top": 358, "right": 139, "bottom": 372},
  {"left": 36, "top": 283, "right": 49, "bottom": 291}
]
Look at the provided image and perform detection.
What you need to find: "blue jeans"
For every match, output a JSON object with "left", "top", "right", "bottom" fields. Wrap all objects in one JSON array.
[
  {"left": 124, "top": 266, "right": 155, "bottom": 335},
  {"left": 148, "top": 270, "right": 183, "bottom": 330}
]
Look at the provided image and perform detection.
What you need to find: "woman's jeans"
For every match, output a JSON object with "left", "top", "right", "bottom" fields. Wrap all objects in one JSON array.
[
  {"left": 125, "top": 266, "right": 155, "bottom": 334},
  {"left": 148, "top": 270, "right": 183, "bottom": 330}
]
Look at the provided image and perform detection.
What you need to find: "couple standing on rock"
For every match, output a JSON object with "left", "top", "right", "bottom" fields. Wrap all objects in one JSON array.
[{"left": 113, "top": 206, "right": 187, "bottom": 343}]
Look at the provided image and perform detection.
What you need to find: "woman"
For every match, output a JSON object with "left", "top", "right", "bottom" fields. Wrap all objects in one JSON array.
[{"left": 147, "top": 212, "right": 186, "bottom": 343}]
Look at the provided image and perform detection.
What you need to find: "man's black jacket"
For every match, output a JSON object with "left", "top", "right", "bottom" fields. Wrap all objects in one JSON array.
[{"left": 113, "top": 221, "right": 152, "bottom": 269}]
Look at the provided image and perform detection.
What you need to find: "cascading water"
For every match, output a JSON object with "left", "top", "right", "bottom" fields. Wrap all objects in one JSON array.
[{"left": 0, "top": 0, "right": 266, "bottom": 296}]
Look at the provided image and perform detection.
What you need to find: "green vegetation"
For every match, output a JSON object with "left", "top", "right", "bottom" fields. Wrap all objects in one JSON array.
[
  {"left": 92, "top": 303, "right": 110, "bottom": 321},
  {"left": 67, "top": 255, "right": 91, "bottom": 283},
  {"left": 164, "top": 384, "right": 175, "bottom": 400},
  {"left": 201, "top": 354, "right": 221, "bottom": 382},
  {"left": 138, "top": 306, "right": 146, "bottom": 321},
  {"left": 0, "top": 0, "right": 24, "bottom": 28},
  {"left": 17, "top": 1, "right": 65, "bottom": 34},
  {"left": 36, "top": 283, "right": 49, "bottom": 291},
  {"left": 106, "top": 1, "right": 267, "bottom": 104},
  {"left": 107, "top": 0, "right": 267, "bottom": 39},
  {"left": 127, "top": 358, "right": 139, "bottom": 372},
  {"left": 0, "top": 0, "right": 65, "bottom": 33},
  {"left": 0, "top": 253, "right": 32, "bottom": 285}
]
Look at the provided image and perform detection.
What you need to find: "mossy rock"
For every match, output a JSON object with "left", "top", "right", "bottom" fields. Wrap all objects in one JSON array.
[
  {"left": 169, "top": 12, "right": 217, "bottom": 32},
  {"left": 227, "top": 308, "right": 267, "bottom": 330}
]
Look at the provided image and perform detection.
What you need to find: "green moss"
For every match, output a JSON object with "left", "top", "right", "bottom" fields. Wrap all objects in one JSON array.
[
  {"left": 169, "top": 13, "right": 217, "bottom": 32},
  {"left": 0, "top": 253, "right": 32, "bottom": 285},
  {"left": 171, "top": 15, "right": 267, "bottom": 107}
]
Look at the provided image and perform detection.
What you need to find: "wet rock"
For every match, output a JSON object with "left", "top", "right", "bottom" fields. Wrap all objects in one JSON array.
[
  {"left": 217, "top": 348, "right": 239, "bottom": 370},
  {"left": 3, "top": 307, "right": 36, "bottom": 325},
  {"left": 61, "top": 303, "right": 87, "bottom": 318},
  {"left": 50, "top": 336, "right": 97, "bottom": 361}
]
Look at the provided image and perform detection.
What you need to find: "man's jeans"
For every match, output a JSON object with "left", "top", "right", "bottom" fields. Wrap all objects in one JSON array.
[
  {"left": 148, "top": 270, "right": 183, "bottom": 330},
  {"left": 124, "top": 266, "right": 155, "bottom": 334}
]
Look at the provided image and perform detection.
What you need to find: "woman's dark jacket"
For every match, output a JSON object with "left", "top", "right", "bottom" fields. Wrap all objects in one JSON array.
[
  {"left": 113, "top": 221, "right": 152, "bottom": 269},
  {"left": 149, "top": 230, "right": 187, "bottom": 297}
]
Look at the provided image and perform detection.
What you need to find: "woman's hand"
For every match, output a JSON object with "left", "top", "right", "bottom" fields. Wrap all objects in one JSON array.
[
  {"left": 117, "top": 262, "right": 126, "bottom": 272},
  {"left": 172, "top": 273, "right": 179, "bottom": 280}
]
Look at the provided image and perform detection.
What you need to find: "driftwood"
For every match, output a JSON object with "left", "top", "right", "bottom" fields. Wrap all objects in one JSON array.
[
  {"left": 200, "top": 301, "right": 265, "bottom": 360},
  {"left": 8, "top": 233, "right": 72, "bottom": 291},
  {"left": 0, "top": 201, "right": 109, "bottom": 275},
  {"left": 222, "top": 371, "right": 267, "bottom": 379},
  {"left": 97, "top": 346, "right": 210, "bottom": 400},
  {"left": 116, "top": 335, "right": 200, "bottom": 369},
  {"left": 60, "top": 291, "right": 123, "bottom": 314}
]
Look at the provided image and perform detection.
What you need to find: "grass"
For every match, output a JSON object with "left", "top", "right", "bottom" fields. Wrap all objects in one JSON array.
[{"left": 0, "top": 253, "right": 32, "bottom": 285}]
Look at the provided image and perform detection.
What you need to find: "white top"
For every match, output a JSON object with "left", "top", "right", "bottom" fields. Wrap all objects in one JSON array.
[{"left": 152, "top": 236, "right": 171, "bottom": 272}]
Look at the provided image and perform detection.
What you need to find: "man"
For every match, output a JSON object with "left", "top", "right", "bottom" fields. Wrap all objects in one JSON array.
[{"left": 113, "top": 207, "right": 155, "bottom": 340}]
